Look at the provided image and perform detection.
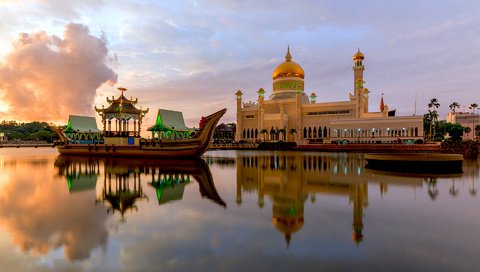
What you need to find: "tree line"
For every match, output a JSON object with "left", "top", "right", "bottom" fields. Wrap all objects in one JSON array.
[
  {"left": 424, "top": 99, "right": 480, "bottom": 141},
  {"left": 0, "top": 120, "right": 59, "bottom": 142}
]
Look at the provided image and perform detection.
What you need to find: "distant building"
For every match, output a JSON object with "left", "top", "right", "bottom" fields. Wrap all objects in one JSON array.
[
  {"left": 212, "top": 123, "right": 236, "bottom": 144},
  {"left": 0, "top": 132, "right": 6, "bottom": 142},
  {"left": 446, "top": 112, "right": 480, "bottom": 140},
  {"left": 235, "top": 48, "right": 424, "bottom": 144}
]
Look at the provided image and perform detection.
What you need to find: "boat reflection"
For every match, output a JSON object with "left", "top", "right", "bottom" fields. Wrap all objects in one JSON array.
[
  {"left": 230, "top": 152, "right": 466, "bottom": 245},
  {"left": 55, "top": 156, "right": 226, "bottom": 221}
]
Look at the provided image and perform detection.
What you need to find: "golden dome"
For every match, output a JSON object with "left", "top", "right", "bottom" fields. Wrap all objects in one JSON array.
[
  {"left": 353, "top": 48, "right": 364, "bottom": 60},
  {"left": 272, "top": 47, "right": 305, "bottom": 80},
  {"left": 272, "top": 216, "right": 304, "bottom": 234}
]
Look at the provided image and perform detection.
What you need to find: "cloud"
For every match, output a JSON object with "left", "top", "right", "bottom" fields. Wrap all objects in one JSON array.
[
  {"left": 0, "top": 159, "right": 109, "bottom": 261},
  {"left": 0, "top": 23, "right": 117, "bottom": 122}
]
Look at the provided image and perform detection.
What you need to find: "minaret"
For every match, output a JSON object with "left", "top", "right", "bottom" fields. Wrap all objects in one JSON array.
[
  {"left": 235, "top": 90, "right": 243, "bottom": 142},
  {"left": 380, "top": 93, "right": 385, "bottom": 112},
  {"left": 353, "top": 49, "right": 365, "bottom": 94},
  {"left": 257, "top": 88, "right": 265, "bottom": 139},
  {"left": 352, "top": 49, "right": 366, "bottom": 117}
]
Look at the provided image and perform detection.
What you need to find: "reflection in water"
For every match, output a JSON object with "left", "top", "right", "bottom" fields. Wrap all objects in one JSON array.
[
  {"left": 1, "top": 149, "right": 479, "bottom": 270},
  {"left": 55, "top": 156, "right": 226, "bottom": 223},
  {"left": 234, "top": 153, "right": 369, "bottom": 245},
  {"left": 231, "top": 152, "right": 468, "bottom": 245},
  {"left": 0, "top": 156, "right": 108, "bottom": 261},
  {"left": 55, "top": 157, "right": 100, "bottom": 192}
]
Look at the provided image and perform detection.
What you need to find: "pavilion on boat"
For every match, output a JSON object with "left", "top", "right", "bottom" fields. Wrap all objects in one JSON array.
[
  {"left": 63, "top": 115, "right": 102, "bottom": 144},
  {"left": 95, "top": 87, "right": 149, "bottom": 145},
  {"left": 147, "top": 109, "right": 193, "bottom": 140}
]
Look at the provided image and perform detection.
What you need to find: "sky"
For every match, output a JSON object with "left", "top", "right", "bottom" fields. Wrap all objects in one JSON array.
[{"left": 0, "top": 0, "right": 479, "bottom": 127}]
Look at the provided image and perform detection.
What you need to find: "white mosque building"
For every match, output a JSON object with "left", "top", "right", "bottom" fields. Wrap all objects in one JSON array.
[{"left": 235, "top": 48, "right": 424, "bottom": 144}]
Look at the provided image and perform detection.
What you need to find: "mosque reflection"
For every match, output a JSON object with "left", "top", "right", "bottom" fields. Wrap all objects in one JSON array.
[
  {"left": 228, "top": 152, "right": 465, "bottom": 245},
  {"left": 55, "top": 156, "right": 225, "bottom": 221}
]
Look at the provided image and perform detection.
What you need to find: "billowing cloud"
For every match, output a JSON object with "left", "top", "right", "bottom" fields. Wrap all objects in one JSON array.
[{"left": 0, "top": 23, "right": 117, "bottom": 122}]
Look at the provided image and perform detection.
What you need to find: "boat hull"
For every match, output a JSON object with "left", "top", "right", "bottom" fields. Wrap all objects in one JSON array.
[
  {"left": 57, "top": 143, "right": 204, "bottom": 158},
  {"left": 365, "top": 153, "right": 463, "bottom": 173}
]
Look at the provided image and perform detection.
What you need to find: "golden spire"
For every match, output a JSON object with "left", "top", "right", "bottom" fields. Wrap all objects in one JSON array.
[{"left": 285, "top": 46, "right": 292, "bottom": 62}]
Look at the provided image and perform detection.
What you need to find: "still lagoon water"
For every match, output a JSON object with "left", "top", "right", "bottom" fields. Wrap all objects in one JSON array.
[{"left": 0, "top": 148, "right": 479, "bottom": 271}]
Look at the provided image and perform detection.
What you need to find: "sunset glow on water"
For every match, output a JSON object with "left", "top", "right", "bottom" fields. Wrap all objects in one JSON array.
[{"left": 0, "top": 148, "right": 479, "bottom": 271}]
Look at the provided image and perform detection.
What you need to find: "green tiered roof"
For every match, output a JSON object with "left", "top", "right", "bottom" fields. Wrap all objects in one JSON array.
[
  {"left": 147, "top": 109, "right": 191, "bottom": 132},
  {"left": 63, "top": 115, "right": 101, "bottom": 133}
]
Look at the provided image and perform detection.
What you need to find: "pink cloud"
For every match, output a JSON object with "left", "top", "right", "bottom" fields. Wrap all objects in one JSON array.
[{"left": 0, "top": 23, "right": 117, "bottom": 122}]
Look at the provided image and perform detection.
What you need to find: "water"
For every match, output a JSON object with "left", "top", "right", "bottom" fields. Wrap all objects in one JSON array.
[{"left": 0, "top": 148, "right": 479, "bottom": 271}]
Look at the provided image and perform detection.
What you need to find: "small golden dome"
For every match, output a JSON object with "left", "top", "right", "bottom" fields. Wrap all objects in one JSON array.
[
  {"left": 272, "top": 47, "right": 305, "bottom": 80},
  {"left": 353, "top": 48, "right": 364, "bottom": 60}
]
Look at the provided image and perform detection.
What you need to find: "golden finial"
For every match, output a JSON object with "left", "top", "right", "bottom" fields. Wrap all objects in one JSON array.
[
  {"left": 117, "top": 87, "right": 127, "bottom": 96},
  {"left": 353, "top": 48, "right": 364, "bottom": 60},
  {"left": 285, "top": 46, "right": 292, "bottom": 62}
]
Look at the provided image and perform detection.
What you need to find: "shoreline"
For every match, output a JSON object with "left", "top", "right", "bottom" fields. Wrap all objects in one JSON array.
[{"left": 0, "top": 143, "right": 52, "bottom": 148}]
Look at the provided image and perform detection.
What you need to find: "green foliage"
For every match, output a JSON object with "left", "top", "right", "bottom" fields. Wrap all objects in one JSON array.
[
  {"left": 438, "top": 122, "right": 464, "bottom": 139},
  {"left": 0, "top": 120, "right": 58, "bottom": 142},
  {"left": 433, "top": 133, "right": 444, "bottom": 141}
]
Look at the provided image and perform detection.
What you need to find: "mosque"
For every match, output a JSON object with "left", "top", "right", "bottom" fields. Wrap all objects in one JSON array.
[{"left": 235, "top": 48, "right": 424, "bottom": 144}]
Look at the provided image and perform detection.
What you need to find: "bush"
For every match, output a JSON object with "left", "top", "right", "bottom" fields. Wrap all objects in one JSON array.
[{"left": 434, "top": 133, "right": 444, "bottom": 140}]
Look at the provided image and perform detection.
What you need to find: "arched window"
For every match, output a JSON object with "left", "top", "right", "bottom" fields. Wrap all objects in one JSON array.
[
  {"left": 247, "top": 129, "right": 250, "bottom": 139},
  {"left": 313, "top": 126, "right": 317, "bottom": 138},
  {"left": 308, "top": 127, "right": 312, "bottom": 138},
  {"left": 318, "top": 127, "right": 322, "bottom": 138},
  {"left": 415, "top": 127, "right": 418, "bottom": 137},
  {"left": 243, "top": 129, "right": 246, "bottom": 139},
  {"left": 303, "top": 127, "right": 307, "bottom": 138},
  {"left": 255, "top": 128, "right": 258, "bottom": 138},
  {"left": 324, "top": 127, "right": 328, "bottom": 138}
]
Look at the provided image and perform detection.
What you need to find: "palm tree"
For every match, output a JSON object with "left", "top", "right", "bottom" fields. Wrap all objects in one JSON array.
[
  {"left": 425, "top": 177, "right": 439, "bottom": 201},
  {"left": 469, "top": 103, "right": 479, "bottom": 114},
  {"left": 289, "top": 128, "right": 297, "bottom": 142},
  {"left": 449, "top": 102, "right": 460, "bottom": 113},
  {"left": 278, "top": 128, "right": 287, "bottom": 141},
  {"left": 468, "top": 103, "right": 478, "bottom": 140},
  {"left": 449, "top": 180, "right": 459, "bottom": 197},
  {"left": 428, "top": 98, "right": 440, "bottom": 110},
  {"left": 427, "top": 98, "right": 440, "bottom": 141},
  {"left": 260, "top": 128, "right": 268, "bottom": 142},
  {"left": 427, "top": 109, "right": 438, "bottom": 140}
]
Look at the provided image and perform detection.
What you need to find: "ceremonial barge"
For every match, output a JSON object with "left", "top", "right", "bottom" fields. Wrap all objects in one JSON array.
[{"left": 53, "top": 88, "right": 226, "bottom": 158}]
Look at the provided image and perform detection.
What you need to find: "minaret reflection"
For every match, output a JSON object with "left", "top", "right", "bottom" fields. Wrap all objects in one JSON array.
[{"left": 236, "top": 152, "right": 369, "bottom": 245}]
